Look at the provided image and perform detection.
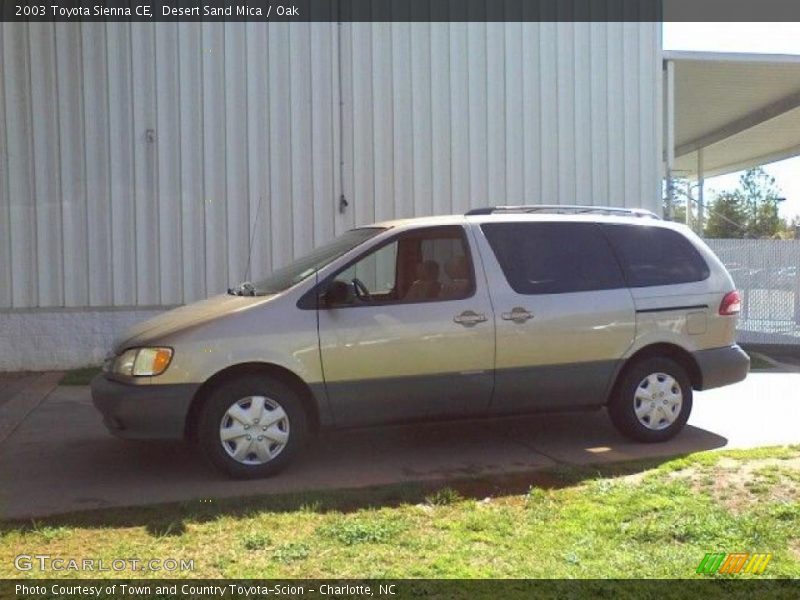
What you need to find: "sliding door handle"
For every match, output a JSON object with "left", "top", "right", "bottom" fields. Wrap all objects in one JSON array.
[
  {"left": 501, "top": 307, "right": 534, "bottom": 323},
  {"left": 454, "top": 310, "right": 487, "bottom": 326}
]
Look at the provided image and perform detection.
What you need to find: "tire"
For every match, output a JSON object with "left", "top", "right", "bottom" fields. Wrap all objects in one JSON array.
[
  {"left": 197, "top": 375, "right": 308, "bottom": 478},
  {"left": 608, "top": 357, "right": 692, "bottom": 443}
]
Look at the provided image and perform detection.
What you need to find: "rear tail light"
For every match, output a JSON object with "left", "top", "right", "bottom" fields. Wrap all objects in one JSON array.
[{"left": 719, "top": 290, "right": 742, "bottom": 316}]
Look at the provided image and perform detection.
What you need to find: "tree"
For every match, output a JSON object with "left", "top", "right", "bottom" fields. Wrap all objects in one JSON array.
[
  {"left": 704, "top": 191, "right": 748, "bottom": 239},
  {"left": 703, "top": 167, "right": 787, "bottom": 239}
]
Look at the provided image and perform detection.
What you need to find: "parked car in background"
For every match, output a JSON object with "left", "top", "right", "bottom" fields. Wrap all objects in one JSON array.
[{"left": 92, "top": 206, "right": 749, "bottom": 478}]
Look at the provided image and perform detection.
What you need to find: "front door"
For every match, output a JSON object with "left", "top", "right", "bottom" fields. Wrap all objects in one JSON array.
[
  {"left": 317, "top": 225, "right": 495, "bottom": 427},
  {"left": 475, "top": 221, "right": 636, "bottom": 414}
]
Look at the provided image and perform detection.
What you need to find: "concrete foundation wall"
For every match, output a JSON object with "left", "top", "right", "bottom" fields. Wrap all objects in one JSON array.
[{"left": 0, "top": 308, "right": 166, "bottom": 372}]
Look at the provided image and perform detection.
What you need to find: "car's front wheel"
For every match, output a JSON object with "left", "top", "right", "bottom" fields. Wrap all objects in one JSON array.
[
  {"left": 197, "top": 375, "right": 307, "bottom": 478},
  {"left": 608, "top": 357, "right": 693, "bottom": 443}
]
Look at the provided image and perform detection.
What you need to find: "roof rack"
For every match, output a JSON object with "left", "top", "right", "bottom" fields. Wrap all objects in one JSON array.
[{"left": 465, "top": 205, "right": 662, "bottom": 220}]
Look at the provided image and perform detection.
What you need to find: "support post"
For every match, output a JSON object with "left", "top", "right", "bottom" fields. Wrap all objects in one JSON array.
[
  {"left": 665, "top": 60, "right": 676, "bottom": 220},
  {"left": 697, "top": 148, "right": 705, "bottom": 234}
]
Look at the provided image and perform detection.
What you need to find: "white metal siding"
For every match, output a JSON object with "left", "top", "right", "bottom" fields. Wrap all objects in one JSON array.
[{"left": 0, "top": 22, "right": 662, "bottom": 310}]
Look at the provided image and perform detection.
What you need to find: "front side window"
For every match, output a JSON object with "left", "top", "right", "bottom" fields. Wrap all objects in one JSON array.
[
  {"left": 248, "top": 227, "right": 385, "bottom": 295},
  {"left": 481, "top": 222, "right": 625, "bottom": 295},
  {"left": 601, "top": 224, "right": 710, "bottom": 287},
  {"left": 328, "top": 226, "right": 475, "bottom": 306}
]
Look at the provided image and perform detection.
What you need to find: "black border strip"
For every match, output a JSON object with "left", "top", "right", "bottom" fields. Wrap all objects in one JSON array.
[
  {"left": 2, "top": 578, "right": 796, "bottom": 599},
  {"left": 5, "top": 0, "right": 800, "bottom": 23},
  {"left": 636, "top": 304, "right": 709, "bottom": 314}
]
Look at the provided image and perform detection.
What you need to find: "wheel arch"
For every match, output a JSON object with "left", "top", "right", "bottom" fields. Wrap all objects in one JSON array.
[
  {"left": 184, "top": 362, "right": 322, "bottom": 441},
  {"left": 607, "top": 343, "right": 702, "bottom": 405}
]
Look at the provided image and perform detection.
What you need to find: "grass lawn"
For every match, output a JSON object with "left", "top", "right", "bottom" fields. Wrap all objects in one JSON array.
[{"left": 1, "top": 446, "right": 798, "bottom": 579}]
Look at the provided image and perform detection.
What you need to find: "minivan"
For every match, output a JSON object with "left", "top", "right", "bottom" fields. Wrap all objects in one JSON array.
[{"left": 92, "top": 206, "right": 750, "bottom": 478}]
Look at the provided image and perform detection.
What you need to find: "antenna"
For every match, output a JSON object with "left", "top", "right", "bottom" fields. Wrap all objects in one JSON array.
[{"left": 244, "top": 195, "right": 265, "bottom": 282}]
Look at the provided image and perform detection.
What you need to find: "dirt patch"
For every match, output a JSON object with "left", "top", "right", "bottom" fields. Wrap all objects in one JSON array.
[
  {"left": 666, "top": 457, "right": 800, "bottom": 513},
  {"left": 790, "top": 539, "right": 800, "bottom": 561}
]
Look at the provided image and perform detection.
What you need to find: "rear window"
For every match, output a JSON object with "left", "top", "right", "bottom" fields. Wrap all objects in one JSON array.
[
  {"left": 601, "top": 224, "right": 710, "bottom": 287},
  {"left": 481, "top": 222, "right": 625, "bottom": 295}
]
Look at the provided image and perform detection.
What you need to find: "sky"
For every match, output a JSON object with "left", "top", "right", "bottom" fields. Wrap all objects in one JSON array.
[{"left": 662, "top": 23, "right": 800, "bottom": 220}]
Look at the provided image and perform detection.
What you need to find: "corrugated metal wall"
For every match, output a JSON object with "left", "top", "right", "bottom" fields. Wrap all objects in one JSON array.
[{"left": 0, "top": 22, "right": 662, "bottom": 310}]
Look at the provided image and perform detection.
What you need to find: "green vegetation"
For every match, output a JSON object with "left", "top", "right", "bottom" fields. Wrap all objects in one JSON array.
[
  {"left": 60, "top": 366, "right": 102, "bottom": 386},
  {"left": 1, "top": 446, "right": 798, "bottom": 579},
  {"left": 666, "top": 167, "right": 798, "bottom": 239},
  {"left": 748, "top": 352, "right": 776, "bottom": 370}
]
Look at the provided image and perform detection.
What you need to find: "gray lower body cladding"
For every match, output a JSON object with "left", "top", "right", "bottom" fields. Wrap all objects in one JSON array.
[
  {"left": 91, "top": 375, "right": 198, "bottom": 439},
  {"left": 90, "top": 347, "right": 748, "bottom": 438},
  {"left": 323, "top": 360, "right": 618, "bottom": 427},
  {"left": 693, "top": 344, "right": 750, "bottom": 390}
]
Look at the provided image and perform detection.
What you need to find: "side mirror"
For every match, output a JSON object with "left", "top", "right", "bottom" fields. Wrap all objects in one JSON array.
[{"left": 322, "top": 280, "right": 351, "bottom": 307}]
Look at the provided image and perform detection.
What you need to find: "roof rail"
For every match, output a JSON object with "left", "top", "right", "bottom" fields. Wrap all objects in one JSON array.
[{"left": 465, "top": 205, "right": 662, "bottom": 220}]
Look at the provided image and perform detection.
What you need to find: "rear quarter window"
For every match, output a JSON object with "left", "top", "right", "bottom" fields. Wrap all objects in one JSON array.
[
  {"left": 481, "top": 222, "right": 625, "bottom": 294},
  {"left": 601, "top": 224, "right": 710, "bottom": 287}
]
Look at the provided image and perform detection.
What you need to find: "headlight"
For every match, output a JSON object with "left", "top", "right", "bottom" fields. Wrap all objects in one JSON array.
[{"left": 113, "top": 347, "right": 173, "bottom": 377}]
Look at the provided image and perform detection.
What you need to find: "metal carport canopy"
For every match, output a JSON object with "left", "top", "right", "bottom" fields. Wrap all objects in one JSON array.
[{"left": 665, "top": 50, "right": 800, "bottom": 179}]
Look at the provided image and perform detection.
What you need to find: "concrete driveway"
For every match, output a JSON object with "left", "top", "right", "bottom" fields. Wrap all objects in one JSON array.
[{"left": 0, "top": 372, "right": 798, "bottom": 520}]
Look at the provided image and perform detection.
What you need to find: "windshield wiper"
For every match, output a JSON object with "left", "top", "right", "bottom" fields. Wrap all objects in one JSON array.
[{"left": 227, "top": 281, "right": 257, "bottom": 296}]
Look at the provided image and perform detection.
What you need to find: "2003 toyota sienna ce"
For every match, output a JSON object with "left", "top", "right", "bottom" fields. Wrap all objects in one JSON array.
[{"left": 92, "top": 205, "right": 750, "bottom": 478}]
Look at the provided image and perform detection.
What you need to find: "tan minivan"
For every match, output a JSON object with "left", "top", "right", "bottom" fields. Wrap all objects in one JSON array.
[{"left": 92, "top": 206, "right": 750, "bottom": 478}]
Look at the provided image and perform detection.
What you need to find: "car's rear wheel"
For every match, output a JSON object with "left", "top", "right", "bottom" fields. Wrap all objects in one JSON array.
[
  {"left": 197, "top": 375, "right": 307, "bottom": 478},
  {"left": 608, "top": 357, "right": 692, "bottom": 443}
]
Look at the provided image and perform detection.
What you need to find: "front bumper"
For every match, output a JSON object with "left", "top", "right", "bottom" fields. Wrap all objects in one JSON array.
[
  {"left": 90, "top": 374, "right": 199, "bottom": 439},
  {"left": 693, "top": 344, "right": 750, "bottom": 390}
]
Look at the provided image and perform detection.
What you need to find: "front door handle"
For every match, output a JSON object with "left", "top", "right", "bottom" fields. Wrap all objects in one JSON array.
[
  {"left": 454, "top": 310, "right": 487, "bottom": 327},
  {"left": 501, "top": 307, "right": 534, "bottom": 323}
]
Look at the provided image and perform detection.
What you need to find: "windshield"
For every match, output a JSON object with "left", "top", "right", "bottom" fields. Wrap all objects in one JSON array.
[{"left": 242, "top": 228, "right": 386, "bottom": 295}]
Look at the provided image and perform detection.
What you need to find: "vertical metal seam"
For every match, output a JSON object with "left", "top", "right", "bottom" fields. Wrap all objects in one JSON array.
[
  {"left": 579, "top": 23, "right": 590, "bottom": 204},
  {"left": 348, "top": 24, "right": 355, "bottom": 228},
  {"left": 588, "top": 23, "right": 594, "bottom": 201},
  {"left": 501, "top": 23, "right": 507, "bottom": 201},
  {"left": 464, "top": 25, "right": 471, "bottom": 209},
  {"left": 243, "top": 24, "right": 251, "bottom": 270},
  {"left": 129, "top": 24, "right": 138, "bottom": 305},
  {"left": 287, "top": 25, "right": 295, "bottom": 257},
  {"left": 53, "top": 23, "right": 66, "bottom": 307},
  {"left": 519, "top": 23, "right": 526, "bottom": 202},
  {"left": 620, "top": 25, "right": 628, "bottom": 208},
  {"left": 152, "top": 26, "right": 162, "bottom": 304},
  {"left": 199, "top": 24, "right": 207, "bottom": 297},
  {"left": 605, "top": 23, "right": 612, "bottom": 208},
  {"left": 265, "top": 25, "right": 273, "bottom": 271},
  {"left": 484, "top": 21, "right": 489, "bottom": 206},
  {"left": 26, "top": 23, "right": 39, "bottom": 307},
  {"left": 79, "top": 24, "right": 91, "bottom": 306},
  {"left": 408, "top": 24, "right": 415, "bottom": 217},
  {"left": 370, "top": 26, "right": 377, "bottom": 225},
  {"left": 554, "top": 24, "right": 560, "bottom": 204},
  {"left": 104, "top": 23, "right": 115, "bottom": 306},
  {"left": 537, "top": 24, "right": 544, "bottom": 201},
  {"left": 307, "top": 24, "right": 314, "bottom": 243},
  {"left": 636, "top": 23, "right": 643, "bottom": 205},
  {"left": 333, "top": 19, "right": 341, "bottom": 236},
  {"left": 519, "top": 22, "right": 525, "bottom": 200},
  {"left": 0, "top": 23, "right": 14, "bottom": 306},
  {"left": 175, "top": 23, "right": 185, "bottom": 303},
  {"left": 221, "top": 23, "right": 229, "bottom": 286},
  {"left": 447, "top": 23, "right": 452, "bottom": 213},
  {"left": 388, "top": 23, "right": 395, "bottom": 219},
  {"left": 427, "top": 21, "right": 433, "bottom": 215}
]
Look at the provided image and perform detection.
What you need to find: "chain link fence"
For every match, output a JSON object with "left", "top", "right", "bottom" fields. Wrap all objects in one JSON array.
[{"left": 705, "top": 238, "right": 800, "bottom": 345}]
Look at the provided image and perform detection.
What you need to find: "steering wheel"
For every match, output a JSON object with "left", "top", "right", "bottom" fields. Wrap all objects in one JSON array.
[{"left": 352, "top": 278, "right": 372, "bottom": 302}]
